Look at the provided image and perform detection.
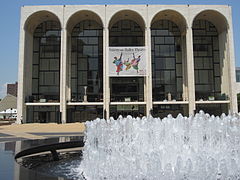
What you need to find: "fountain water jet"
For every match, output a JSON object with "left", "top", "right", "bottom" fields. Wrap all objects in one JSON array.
[{"left": 76, "top": 111, "right": 240, "bottom": 180}]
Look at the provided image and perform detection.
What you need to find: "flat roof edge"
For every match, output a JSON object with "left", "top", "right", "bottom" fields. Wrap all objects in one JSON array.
[{"left": 21, "top": 4, "right": 230, "bottom": 8}]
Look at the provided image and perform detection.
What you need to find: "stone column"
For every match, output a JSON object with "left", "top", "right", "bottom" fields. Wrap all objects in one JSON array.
[
  {"left": 104, "top": 27, "right": 110, "bottom": 119},
  {"left": 226, "top": 7, "right": 238, "bottom": 113},
  {"left": 17, "top": 25, "right": 26, "bottom": 124},
  {"left": 67, "top": 32, "right": 72, "bottom": 102},
  {"left": 145, "top": 26, "right": 152, "bottom": 116},
  {"left": 60, "top": 28, "right": 67, "bottom": 123},
  {"left": 186, "top": 27, "right": 196, "bottom": 115},
  {"left": 17, "top": 25, "right": 34, "bottom": 124},
  {"left": 181, "top": 35, "right": 188, "bottom": 101}
]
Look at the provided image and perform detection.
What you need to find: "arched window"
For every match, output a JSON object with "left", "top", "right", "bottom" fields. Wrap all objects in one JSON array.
[
  {"left": 109, "top": 19, "right": 144, "bottom": 46},
  {"left": 71, "top": 20, "right": 103, "bottom": 102},
  {"left": 193, "top": 20, "right": 220, "bottom": 100},
  {"left": 32, "top": 20, "right": 61, "bottom": 101},
  {"left": 151, "top": 20, "right": 183, "bottom": 101},
  {"left": 109, "top": 19, "right": 144, "bottom": 102}
]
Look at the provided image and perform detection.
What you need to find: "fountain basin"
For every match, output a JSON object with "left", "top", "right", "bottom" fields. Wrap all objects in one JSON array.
[
  {"left": 0, "top": 136, "right": 84, "bottom": 180},
  {"left": 2, "top": 112, "right": 240, "bottom": 180}
]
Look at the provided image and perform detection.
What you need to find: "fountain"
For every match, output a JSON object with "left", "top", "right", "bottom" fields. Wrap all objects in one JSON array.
[
  {"left": 73, "top": 111, "right": 240, "bottom": 180},
  {"left": 6, "top": 111, "right": 240, "bottom": 180}
]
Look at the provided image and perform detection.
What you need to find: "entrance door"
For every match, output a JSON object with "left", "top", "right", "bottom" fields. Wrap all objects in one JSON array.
[
  {"left": 39, "top": 112, "right": 47, "bottom": 123},
  {"left": 110, "top": 77, "right": 144, "bottom": 102},
  {"left": 110, "top": 105, "right": 145, "bottom": 119}
]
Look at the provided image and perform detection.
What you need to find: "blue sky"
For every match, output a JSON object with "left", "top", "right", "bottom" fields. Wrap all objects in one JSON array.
[{"left": 0, "top": 0, "right": 239, "bottom": 98}]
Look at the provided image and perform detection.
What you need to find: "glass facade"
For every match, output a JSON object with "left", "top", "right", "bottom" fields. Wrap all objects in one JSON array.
[
  {"left": 27, "top": 106, "right": 60, "bottom": 123},
  {"left": 32, "top": 21, "right": 61, "bottom": 102},
  {"left": 236, "top": 69, "right": 240, "bottom": 82},
  {"left": 193, "top": 20, "right": 221, "bottom": 100},
  {"left": 22, "top": 9, "right": 232, "bottom": 123},
  {"left": 71, "top": 20, "right": 103, "bottom": 102},
  {"left": 110, "top": 77, "right": 144, "bottom": 102},
  {"left": 196, "top": 104, "right": 228, "bottom": 116},
  {"left": 109, "top": 20, "right": 144, "bottom": 46},
  {"left": 110, "top": 105, "right": 146, "bottom": 119},
  {"left": 109, "top": 19, "right": 145, "bottom": 104},
  {"left": 152, "top": 104, "right": 188, "bottom": 118},
  {"left": 67, "top": 106, "right": 103, "bottom": 123},
  {"left": 151, "top": 20, "right": 183, "bottom": 101}
]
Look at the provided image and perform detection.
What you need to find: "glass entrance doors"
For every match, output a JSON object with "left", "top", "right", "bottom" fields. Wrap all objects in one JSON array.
[
  {"left": 110, "top": 105, "right": 146, "bottom": 119},
  {"left": 110, "top": 77, "right": 144, "bottom": 102},
  {"left": 110, "top": 77, "right": 146, "bottom": 118}
]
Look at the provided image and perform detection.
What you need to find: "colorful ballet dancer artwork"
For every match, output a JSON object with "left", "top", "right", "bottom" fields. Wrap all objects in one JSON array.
[
  {"left": 122, "top": 53, "right": 141, "bottom": 72},
  {"left": 123, "top": 58, "right": 132, "bottom": 71},
  {"left": 112, "top": 53, "right": 123, "bottom": 75},
  {"left": 131, "top": 53, "right": 141, "bottom": 73},
  {"left": 113, "top": 53, "right": 142, "bottom": 75},
  {"left": 109, "top": 47, "right": 146, "bottom": 76}
]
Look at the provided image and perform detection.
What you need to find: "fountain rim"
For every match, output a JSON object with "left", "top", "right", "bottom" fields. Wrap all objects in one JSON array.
[
  {"left": 15, "top": 136, "right": 84, "bottom": 160},
  {"left": 0, "top": 136, "right": 85, "bottom": 180}
]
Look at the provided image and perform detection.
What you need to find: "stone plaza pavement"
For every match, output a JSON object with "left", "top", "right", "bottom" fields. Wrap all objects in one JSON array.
[{"left": 0, "top": 123, "right": 85, "bottom": 142}]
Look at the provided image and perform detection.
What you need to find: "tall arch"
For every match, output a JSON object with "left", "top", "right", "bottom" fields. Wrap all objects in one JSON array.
[
  {"left": 66, "top": 10, "right": 104, "bottom": 122},
  {"left": 108, "top": 10, "right": 145, "bottom": 30},
  {"left": 150, "top": 10, "right": 188, "bottom": 118},
  {"left": 108, "top": 10, "right": 146, "bottom": 118},
  {"left": 24, "top": 11, "right": 62, "bottom": 34},
  {"left": 66, "top": 10, "right": 103, "bottom": 33},
  {"left": 191, "top": 10, "right": 229, "bottom": 33},
  {"left": 151, "top": 10, "right": 187, "bottom": 35},
  {"left": 24, "top": 11, "right": 61, "bottom": 123},
  {"left": 109, "top": 10, "right": 145, "bottom": 46},
  {"left": 192, "top": 10, "right": 229, "bottom": 115}
]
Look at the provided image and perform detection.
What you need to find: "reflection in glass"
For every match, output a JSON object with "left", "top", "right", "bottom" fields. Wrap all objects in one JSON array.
[
  {"left": 236, "top": 69, "right": 240, "bottom": 82},
  {"left": 26, "top": 106, "right": 60, "bottom": 123},
  {"left": 152, "top": 104, "right": 188, "bottom": 118},
  {"left": 109, "top": 19, "right": 144, "bottom": 46},
  {"left": 67, "top": 106, "right": 103, "bottom": 122},
  {"left": 151, "top": 20, "right": 183, "bottom": 101},
  {"left": 110, "top": 77, "right": 144, "bottom": 102},
  {"left": 71, "top": 20, "right": 103, "bottom": 102},
  {"left": 193, "top": 20, "right": 221, "bottom": 100},
  {"left": 32, "top": 21, "right": 61, "bottom": 102},
  {"left": 109, "top": 19, "right": 145, "bottom": 103},
  {"left": 110, "top": 105, "right": 146, "bottom": 119},
  {"left": 196, "top": 104, "right": 228, "bottom": 116}
]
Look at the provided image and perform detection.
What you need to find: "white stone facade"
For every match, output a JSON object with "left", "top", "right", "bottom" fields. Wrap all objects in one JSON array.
[{"left": 17, "top": 4, "right": 237, "bottom": 123}]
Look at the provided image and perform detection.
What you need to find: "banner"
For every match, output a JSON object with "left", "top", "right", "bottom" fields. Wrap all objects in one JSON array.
[{"left": 109, "top": 47, "right": 146, "bottom": 76}]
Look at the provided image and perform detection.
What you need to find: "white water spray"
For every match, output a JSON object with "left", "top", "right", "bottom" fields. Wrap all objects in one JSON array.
[{"left": 77, "top": 111, "right": 240, "bottom": 179}]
